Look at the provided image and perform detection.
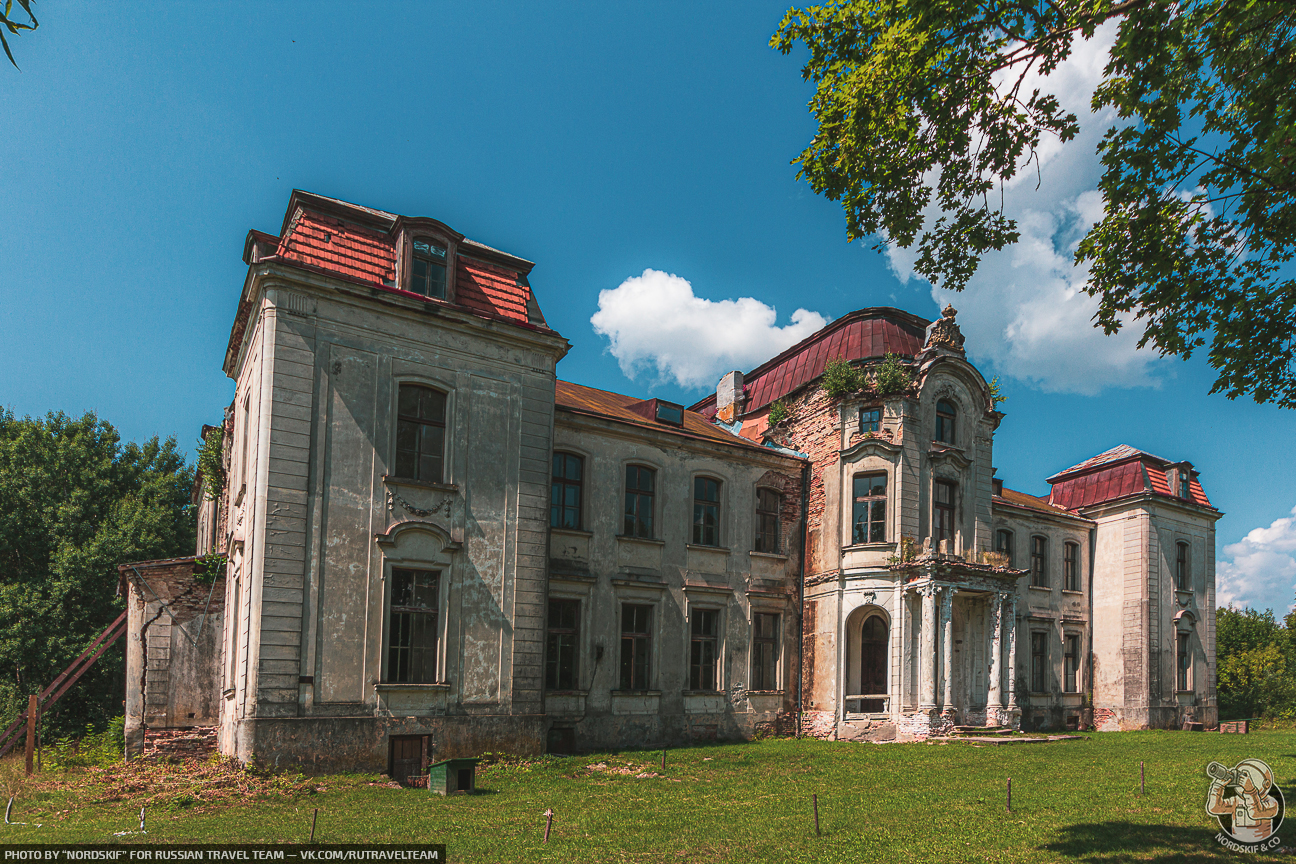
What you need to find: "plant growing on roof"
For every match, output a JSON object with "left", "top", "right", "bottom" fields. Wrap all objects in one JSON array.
[
  {"left": 767, "top": 399, "right": 790, "bottom": 426},
  {"left": 988, "top": 376, "right": 1007, "bottom": 407},
  {"left": 821, "top": 357, "right": 867, "bottom": 399},
  {"left": 872, "top": 353, "right": 912, "bottom": 396},
  {"left": 194, "top": 552, "right": 227, "bottom": 586},
  {"left": 196, "top": 428, "right": 225, "bottom": 502}
]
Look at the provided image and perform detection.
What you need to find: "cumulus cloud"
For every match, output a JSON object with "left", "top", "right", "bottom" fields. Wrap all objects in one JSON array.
[
  {"left": 590, "top": 269, "right": 828, "bottom": 390},
  {"left": 887, "top": 22, "right": 1164, "bottom": 394},
  {"left": 1217, "top": 505, "right": 1296, "bottom": 612}
]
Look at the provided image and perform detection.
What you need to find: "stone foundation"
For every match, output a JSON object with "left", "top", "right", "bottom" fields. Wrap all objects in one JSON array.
[
  {"left": 800, "top": 710, "right": 838, "bottom": 740},
  {"left": 144, "top": 726, "right": 218, "bottom": 760}
]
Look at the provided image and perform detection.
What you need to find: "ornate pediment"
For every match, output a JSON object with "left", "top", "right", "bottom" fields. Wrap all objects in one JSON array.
[
  {"left": 924, "top": 305, "right": 965, "bottom": 353},
  {"left": 841, "top": 435, "right": 903, "bottom": 462}
]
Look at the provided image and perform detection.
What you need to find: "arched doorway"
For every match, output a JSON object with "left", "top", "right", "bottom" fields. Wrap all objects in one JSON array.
[{"left": 861, "top": 615, "right": 888, "bottom": 712}]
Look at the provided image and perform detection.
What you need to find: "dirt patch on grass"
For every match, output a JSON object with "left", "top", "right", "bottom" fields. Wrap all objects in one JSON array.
[{"left": 35, "top": 757, "right": 327, "bottom": 809}]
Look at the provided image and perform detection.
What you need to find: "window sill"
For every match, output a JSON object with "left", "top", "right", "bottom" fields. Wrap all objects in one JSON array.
[
  {"left": 374, "top": 682, "right": 451, "bottom": 691},
  {"left": 1061, "top": 589, "right": 1084, "bottom": 596},
  {"left": 686, "top": 544, "right": 730, "bottom": 553},
  {"left": 551, "top": 527, "right": 593, "bottom": 538},
  {"left": 1028, "top": 585, "right": 1052, "bottom": 593},
  {"left": 841, "top": 542, "right": 895, "bottom": 552},
  {"left": 750, "top": 550, "right": 789, "bottom": 561},
  {"left": 746, "top": 690, "right": 785, "bottom": 696},
  {"left": 611, "top": 690, "right": 661, "bottom": 697},
  {"left": 682, "top": 690, "right": 724, "bottom": 696},
  {"left": 617, "top": 535, "right": 664, "bottom": 546},
  {"left": 545, "top": 689, "right": 588, "bottom": 697},
  {"left": 1175, "top": 589, "right": 1195, "bottom": 599},
  {"left": 382, "top": 474, "right": 458, "bottom": 493},
  {"left": 1175, "top": 689, "right": 1196, "bottom": 695},
  {"left": 234, "top": 484, "right": 247, "bottom": 507},
  {"left": 222, "top": 688, "right": 235, "bottom": 700},
  {"left": 1028, "top": 692, "right": 1052, "bottom": 698}
]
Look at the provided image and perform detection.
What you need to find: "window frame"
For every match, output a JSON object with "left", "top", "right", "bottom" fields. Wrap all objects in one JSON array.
[
  {"left": 1177, "top": 631, "right": 1192, "bottom": 691},
  {"left": 619, "top": 603, "right": 654, "bottom": 690},
  {"left": 852, "top": 473, "right": 889, "bottom": 545},
  {"left": 1063, "top": 633, "right": 1080, "bottom": 693},
  {"left": 623, "top": 464, "right": 656, "bottom": 539},
  {"left": 544, "top": 597, "right": 581, "bottom": 692},
  {"left": 1063, "top": 542, "right": 1080, "bottom": 591},
  {"left": 385, "top": 567, "right": 442, "bottom": 685},
  {"left": 394, "top": 382, "right": 449, "bottom": 484},
  {"left": 860, "top": 406, "right": 882, "bottom": 434},
  {"left": 1030, "top": 535, "right": 1049, "bottom": 588},
  {"left": 396, "top": 227, "right": 458, "bottom": 301},
  {"left": 934, "top": 399, "right": 957, "bottom": 445},
  {"left": 409, "top": 236, "right": 449, "bottom": 299},
  {"left": 751, "top": 612, "right": 780, "bottom": 691},
  {"left": 755, "top": 487, "right": 781, "bottom": 554},
  {"left": 933, "top": 480, "right": 957, "bottom": 548},
  {"left": 1030, "top": 631, "right": 1048, "bottom": 693},
  {"left": 550, "top": 451, "right": 584, "bottom": 530},
  {"left": 692, "top": 475, "right": 722, "bottom": 547},
  {"left": 995, "top": 529, "right": 1015, "bottom": 566},
  {"left": 1176, "top": 541, "right": 1191, "bottom": 591},
  {"left": 688, "top": 607, "right": 722, "bottom": 692}
]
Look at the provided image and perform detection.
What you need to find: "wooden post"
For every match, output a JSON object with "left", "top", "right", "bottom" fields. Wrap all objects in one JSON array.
[
  {"left": 661, "top": 749, "right": 666, "bottom": 772},
  {"left": 1140, "top": 761, "right": 1145, "bottom": 795},
  {"left": 24, "top": 695, "right": 36, "bottom": 776},
  {"left": 543, "top": 808, "right": 554, "bottom": 843},
  {"left": 310, "top": 808, "right": 318, "bottom": 843},
  {"left": 813, "top": 794, "right": 821, "bottom": 836},
  {"left": 1006, "top": 777, "right": 1012, "bottom": 813}
]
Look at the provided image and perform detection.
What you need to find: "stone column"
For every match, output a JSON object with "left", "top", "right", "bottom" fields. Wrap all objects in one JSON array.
[
  {"left": 919, "top": 584, "right": 937, "bottom": 711},
  {"left": 940, "top": 587, "right": 954, "bottom": 714},
  {"left": 987, "top": 594, "right": 1003, "bottom": 716},
  {"left": 1006, "top": 593, "right": 1019, "bottom": 710}
]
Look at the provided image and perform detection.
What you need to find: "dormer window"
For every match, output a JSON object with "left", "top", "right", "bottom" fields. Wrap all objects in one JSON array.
[
  {"left": 655, "top": 401, "right": 683, "bottom": 426},
  {"left": 1179, "top": 469, "right": 1193, "bottom": 499},
  {"left": 935, "top": 400, "right": 956, "bottom": 444},
  {"left": 410, "top": 239, "right": 447, "bottom": 299}
]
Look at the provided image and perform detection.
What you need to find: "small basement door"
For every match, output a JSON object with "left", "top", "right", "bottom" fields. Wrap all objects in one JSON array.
[{"left": 389, "top": 735, "right": 428, "bottom": 787}]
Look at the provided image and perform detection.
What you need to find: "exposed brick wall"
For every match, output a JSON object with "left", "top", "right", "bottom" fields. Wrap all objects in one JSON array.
[
  {"left": 800, "top": 710, "right": 837, "bottom": 740},
  {"left": 144, "top": 727, "right": 218, "bottom": 760}
]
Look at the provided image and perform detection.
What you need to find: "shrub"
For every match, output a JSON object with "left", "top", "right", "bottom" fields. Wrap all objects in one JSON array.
[
  {"left": 767, "top": 400, "right": 789, "bottom": 425},
  {"left": 821, "top": 358, "right": 866, "bottom": 398},
  {"left": 197, "top": 428, "right": 225, "bottom": 501},
  {"left": 989, "top": 376, "right": 1008, "bottom": 407},
  {"left": 873, "top": 353, "right": 912, "bottom": 396}
]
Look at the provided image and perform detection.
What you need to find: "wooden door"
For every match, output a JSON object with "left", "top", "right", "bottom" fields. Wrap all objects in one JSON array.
[{"left": 390, "top": 736, "right": 424, "bottom": 787}]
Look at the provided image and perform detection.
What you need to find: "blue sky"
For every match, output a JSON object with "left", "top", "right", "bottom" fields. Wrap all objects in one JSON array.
[{"left": 3, "top": 2, "right": 1294, "bottom": 611}]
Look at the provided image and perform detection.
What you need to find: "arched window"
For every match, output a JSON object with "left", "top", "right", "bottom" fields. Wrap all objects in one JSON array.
[
  {"left": 1176, "top": 542, "right": 1191, "bottom": 590},
  {"left": 861, "top": 615, "right": 888, "bottom": 712},
  {"left": 396, "top": 383, "right": 447, "bottom": 483},
  {"left": 1064, "top": 542, "right": 1080, "bottom": 591},
  {"left": 935, "top": 399, "right": 956, "bottom": 444}
]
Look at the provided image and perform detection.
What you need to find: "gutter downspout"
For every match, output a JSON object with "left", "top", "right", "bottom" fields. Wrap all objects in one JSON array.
[
  {"left": 796, "top": 460, "right": 811, "bottom": 737},
  {"left": 1087, "top": 515, "right": 1096, "bottom": 726}
]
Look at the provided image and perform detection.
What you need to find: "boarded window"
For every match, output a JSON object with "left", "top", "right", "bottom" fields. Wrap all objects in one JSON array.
[
  {"left": 693, "top": 477, "right": 721, "bottom": 547},
  {"left": 751, "top": 613, "right": 779, "bottom": 691},
  {"left": 690, "top": 609, "right": 720, "bottom": 691},
  {"left": 395, "top": 384, "right": 447, "bottom": 483},
  {"left": 551, "top": 453, "right": 583, "bottom": 530},
  {"left": 623, "top": 465, "right": 655, "bottom": 539},
  {"left": 620, "top": 604, "right": 652, "bottom": 690},
  {"left": 852, "top": 474, "right": 887, "bottom": 544},
  {"left": 755, "top": 488, "right": 781, "bottom": 553},
  {"left": 545, "top": 598, "right": 580, "bottom": 691},
  {"left": 387, "top": 568, "right": 439, "bottom": 684}
]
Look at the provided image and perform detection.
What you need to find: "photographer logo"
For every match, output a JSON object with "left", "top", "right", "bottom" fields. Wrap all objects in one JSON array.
[{"left": 1206, "top": 759, "right": 1284, "bottom": 852}]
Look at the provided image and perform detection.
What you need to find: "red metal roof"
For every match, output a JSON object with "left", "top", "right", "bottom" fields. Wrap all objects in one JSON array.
[
  {"left": 689, "top": 307, "right": 929, "bottom": 417},
  {"left": 1046, "top": 445, "right": 1215, "bottom": 511},
  {"left": 279, "top": 208, "right": 396, "bottom": 286},
  {"left": 994, "top": 487, "right": 1091, "bottom": 520}
]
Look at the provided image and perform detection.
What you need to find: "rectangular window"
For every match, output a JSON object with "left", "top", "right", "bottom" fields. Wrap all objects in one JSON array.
[
  {"left": 550, "top": 452, "right": 583, "bottom": 530},
  {"left": 689, "top": 609, "right": 720, "bottom": 691},
  {"left": 1064, "top": 542, "right": 1080, "bottom": 591},
  {"left": 545, "top": 598, "right": 580, "bottom": 691},
  {"left": 860, "top": 407, "right": 881, "bottom": 433},
  {"left": 933, "top": 481, "right": 956, "bottom": 547},
  {"left": 755, "top": 488, "right": 781, "bottom": 553},
  {"left": 620, "top": 604, "right": 652, "bottom": 690},
  {"left": 1031, "top": 536, "right": 1048, "bottom": 587},
  {"left": 1177, "top": 632, "right": 1191, "bottom": 690},
  {"left": 1176, "top": 543, "right": 1190, "bottom": 590},
  {"left": 240, "top": 393, "right": 252, "bottom": 492},
  {"left": 623, "top": 465, "right": 655, "bottom": 539},
  {"left": 751, "top": 613, "right": 779, "bottom": 691},
  {"left": 395, "top": 384, "right": 447, "bottom": 483},
  {"left": 693, "top": 477, "right": 721, "bottom": 546},
  {"left": 387, "top": 568, "right": 440, "bottom": 684},
  {"left": 852, "top": 474, "right": 887, "bottom": 544},
  {"left": 995, "top": 529, "right": 1014, "bottom": 566},
  {"left": 410, "top": 238, "right": 447, "bottom": 299},
  {"left": 1031, "top": 632, "right": 1048, "bottom": 693},
  {"left": 1064, "top": 634, "right": 1079, "bottom": 693}
]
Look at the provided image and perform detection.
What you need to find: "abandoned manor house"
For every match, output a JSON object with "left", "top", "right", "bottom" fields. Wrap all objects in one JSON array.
[{"left": 117, "top": 191, "right": 1221, "bottom": 774}]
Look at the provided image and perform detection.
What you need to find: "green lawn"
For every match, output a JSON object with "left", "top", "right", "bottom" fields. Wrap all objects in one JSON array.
[{"left": 2, "top": 731, "right": 1294, "bottom": 862}]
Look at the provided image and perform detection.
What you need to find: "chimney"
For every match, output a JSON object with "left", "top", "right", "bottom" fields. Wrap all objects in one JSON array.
[{"left": 716, "top": 371, "right": 744, "bottom": 424}]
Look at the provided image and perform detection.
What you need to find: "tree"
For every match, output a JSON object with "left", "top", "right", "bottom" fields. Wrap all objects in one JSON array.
[
  {"left": 1, "top": 0, "right": 37, "bottom": 69},
  {"left": 0, "top": 409, "right": 195, "bottom": 736},
  {"left": 1216, "top": 606, "right": 1296, "bottom": 720},
  {"left": 772, "top": 0, "right": 1296, "bottom": 406}
]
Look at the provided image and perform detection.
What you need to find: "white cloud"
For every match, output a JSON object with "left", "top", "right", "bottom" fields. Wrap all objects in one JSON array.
[
  {"left": 590, "top": 269, "right": 828, "bottom": 390},
  {"left": 1217, "top": 505, "right": 1296, "bottom": 612},
  {"left": 887, "top": 22, "right": 1165, "bottom": 394}
]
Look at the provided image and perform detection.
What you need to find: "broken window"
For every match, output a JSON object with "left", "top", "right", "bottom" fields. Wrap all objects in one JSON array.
[
  {"left": 860, "top": 615, "right": 888, "bottom": 712},
  {"left": 395, "top": 384, "right": 447, "bottom": 483},
  {"left": 410, "top": 238, "right": 447, "bottom": 299},
  {"left": 933, "top": 480, "right": 956, "bottom": 547},
  {"left": 751, "top": 613, "right": 779, "bottom": 691},
  {"left": 689, "top": 609, "right": 720, "bottom": 691},
  {"left": 934, "top": 399, "right": 956, "bottom": 445},
  {"left": 995, "top": 529, "right": 1014, "bottom": 566},
  {"left": 1177, "top": 631, "right": 1191, "bottom": 690},
  {"left": 545, "top": 598, "right": 579, "bottom": 691},
  {"left": 1064, "top": 634, "right": 1079, "bottom": 693},
  {"left": 1176, "top": 542, "right": 1190, "bottom": 590},
  {"left": 860, "top": 407, "right": 881, "bottom": 433},
  {"left": 623, "top": 465, "right": 655, "bottom": 539},
  {"left": 692, "top": 477, "right": 721, "bottom": 547},
  {"left": 1064, "top": 542, "right": 1080, "bottom": 591},
  {"left": 1030, "top": 631, "right": 1048, "bottom": 693},
  {"left": 755, "top": 488, "right": 781, "bottom": 553},
  {"left": 1030, "top": 535, "right": 1048, "bottom": 587},
  {"left": 387, "top": 568, "right": 440, "bottom": 684},
  {"left": 619, "top": 604, "right": 652, "bottom": 690},
  {"left": 852, "top": 473, "right": 887, "bottom": 544},
  {"left": 550, "top": 452, "right": 583, "bottom": 530}
]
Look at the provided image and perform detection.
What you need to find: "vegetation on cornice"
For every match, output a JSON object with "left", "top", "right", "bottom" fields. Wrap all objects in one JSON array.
[
  {"left": 196, "top": 428, "right": 225, "bottom": 501},
  {"left": 821, "top": 353, "right": 913, "bottom": 400}
]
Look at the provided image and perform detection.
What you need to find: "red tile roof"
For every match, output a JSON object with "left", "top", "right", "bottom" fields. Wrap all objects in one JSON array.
[
  {"left": 279, "top": 208, "right": 396, "bottom": 286},
  {"left": 689, "top": 307, "right": 929, "bottom": 417},
  {"left": 1046, "top": 445, "right": 1215, "bottom": 511},
  {"left": 556, "top": 380, "right": 796, "bottom": 457}
]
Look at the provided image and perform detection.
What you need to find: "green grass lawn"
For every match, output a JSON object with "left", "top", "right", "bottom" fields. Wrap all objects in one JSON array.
[{"left": 2, "top": 731, "right": 1294, "bottom": 862}]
